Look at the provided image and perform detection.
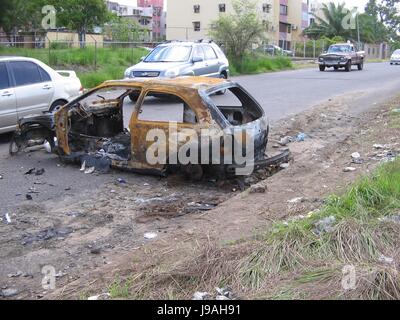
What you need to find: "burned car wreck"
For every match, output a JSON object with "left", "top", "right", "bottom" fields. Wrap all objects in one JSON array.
[{"left": 11, "top": 77, "right": 289, "bottom": 178}]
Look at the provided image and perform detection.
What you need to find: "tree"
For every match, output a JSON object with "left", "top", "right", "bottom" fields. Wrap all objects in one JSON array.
[
  {"left": 365, "top": 0, "right": 400, "bottom": 40},
  {"left": 305, "top": 2, "right": 389, "bottom": 43},
  {"left": 0, "top": 0, "right": 48, "bottom": 43},
  {"left": 304, "top": 2, "right": 354, "bottom": 40},
  {"left": 51, "top": 0, "right": 111, "bottom": 47},
  {"left": 208, "top": 0, "right": 265, "bottom": 60},
  {"left": 106, "top": 17, "right": 142, "bottom": 42}
]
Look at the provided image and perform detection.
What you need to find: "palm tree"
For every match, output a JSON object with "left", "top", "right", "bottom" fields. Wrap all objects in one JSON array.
[{"left": 305, "top": 2, "right": 354, "bottom": 40}]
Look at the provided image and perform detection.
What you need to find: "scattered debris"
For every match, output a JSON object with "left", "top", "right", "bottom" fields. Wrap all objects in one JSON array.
[
  {"left": 373, "top": 144, "right": 386, "bottom": 150},
  {"left": 215, "top": 287, "right": 236, "bottom": 300},
  {"left": 313, "top": 216, "right": 336, "bottom": 235},
  {"left": 117, "top": 178, "right": 127, "bottom": 184},
  {"left": 343, "top": 167, "right": 356, "bottom": 172},
  {"left": 287, "top": 197, "right": 304, "bottom": 204},
  {"left": 35, "top": 168, "right": 45, "bottom": 176},
  {"left": 24, "top": 168, "right": 45, "bottom": 176},
  {"left": 193, "top": 292, "right": 211, "bottom": 300},
  {"left": 26, "top": 194, "right": 33, "bottom": 201},
  {"left": 90, "top": 247, "right": 102, "bottom": 255},
  {"left": 378, "top": 255, "right": 394, "bottom": 264},
  {"left": 278, "top": 136, "right": 292, "bottom": 146},
  {"left": 21, "top": 227, "right": 74, "bottom": 245},
  {"left": 1, "top": 288, "right": 19, "bottom": 298},
  {"left": 88, "top": 293, "right": 111, "bottom": 300},
  {"left": 295, "top": 132, "right": 306, "bottom": 142},
  {"left": 351, "top": 152, "right": 361, "bottom": 159},
  {"left": 280, "top": 163, "right": 290, "bottom": 169},
  {"left": 249, "top": 184, "right": 266, "bottom": 194},
  {"left": 80, "top": 161, "right": 86, "bottom": 172},
  {"left": 0, "top": 174, "right": 3, "bottom": 179},
  {"left": 379, "top": 215, "right": 400, "bottom": 224},
  {"left": 144, "top": 232, "right": 158, "bottom": 240},
  {"left": 185, "top": 202, "right": 217, "bottom": 212},
  {"left": 391, "top": 108, "right": 400, "bottom": 113},
  {"left": 4, "top": 213, "right": 11, "bottom": 224},
  {"left": 66, "top": 211, "right": 84, "bottom": 218},
  {"left": 84, "top": 167, "right": 95, "bottom": 174},
  {"left": 7, "top": 271, "right": 23, "bottom": 278}
]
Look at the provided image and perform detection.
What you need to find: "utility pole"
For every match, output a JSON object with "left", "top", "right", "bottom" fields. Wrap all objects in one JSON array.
[{"left": 356, "top": 10, "right": 361, "bottom": 49}]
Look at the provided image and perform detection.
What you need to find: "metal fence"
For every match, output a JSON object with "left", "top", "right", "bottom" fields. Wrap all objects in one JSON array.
[
  {"left": 0, "top": 37, "right": 163, "bottom": 70},
  {"left": 248, "top": 39, "right": 396, "bottom": 60},
  {"left": 0, "top": 37, "right": 397, "bottom": 70}
]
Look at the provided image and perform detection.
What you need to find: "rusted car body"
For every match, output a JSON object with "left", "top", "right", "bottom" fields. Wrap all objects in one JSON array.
[{"left": 11, "top": 77, "right": 287, "bottom": 177}]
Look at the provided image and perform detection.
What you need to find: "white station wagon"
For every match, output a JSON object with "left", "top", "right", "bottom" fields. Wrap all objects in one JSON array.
[{"left": 0, "top": 56, "right": 83, "bottom": 134}]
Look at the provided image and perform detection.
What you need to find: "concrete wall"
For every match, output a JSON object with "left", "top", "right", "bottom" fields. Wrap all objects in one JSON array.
[{"left": 45, "top": 31, "right": 104, "bottom": 48}]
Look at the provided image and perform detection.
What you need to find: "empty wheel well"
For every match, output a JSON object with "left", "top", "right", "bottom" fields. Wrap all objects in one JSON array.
[{"left": 50, "top": 99, "right": 68, "bottom": 111}]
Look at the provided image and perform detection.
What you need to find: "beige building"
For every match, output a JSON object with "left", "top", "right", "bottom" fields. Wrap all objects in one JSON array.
[{"left": 166, "top": 0, "right": 310, "bottom": 50}]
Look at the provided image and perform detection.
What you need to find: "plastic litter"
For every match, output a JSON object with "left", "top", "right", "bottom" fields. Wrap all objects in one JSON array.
[{"left": 144, "top": 232, "right": 158, "bottom": 240}]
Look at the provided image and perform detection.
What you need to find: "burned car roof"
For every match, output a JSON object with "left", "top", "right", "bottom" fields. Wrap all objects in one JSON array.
[{"left": 103, "top": 76, "right": 229, "bottom": 92}]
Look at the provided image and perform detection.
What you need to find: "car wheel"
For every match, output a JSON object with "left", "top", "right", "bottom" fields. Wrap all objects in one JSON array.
[
  {"left": 345, "top": 61, "right": 352, "bottom": 72},
  {"left": 319, "top": 65, "right": 325, "bottom": 72},
  {"left": 129, "top": 92, "right": 140, "bottom": 102},
  {"left": 216, "top": 73, "right": 228, "bottom": 95},
  {"left": 357, "top": 61, "right": 364, "bottom": 70},
  {"left": 390, "top": 62, "right": 393, "bottom": 65},
  {"left": 334, "top": 66, "right": 339, "bottom": 70},
  {"left": 50, "top": 100, "right": 67, "bottom": 113}
]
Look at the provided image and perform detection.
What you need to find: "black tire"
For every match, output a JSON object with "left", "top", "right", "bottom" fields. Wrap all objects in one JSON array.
[
  {"left": 49, "top": 100, "right": 67, "bottom": 113},
  {"left": 334, "top": 66, "right": 339, "bottom": 70},
  {"left": 345, "top": 61, "right": 352, "bottom": 72},
  {"left": 357, "top": 61, "right": 364, "bottom": 70},
  {"left": 216, "top": 73, "right": 228, "bottom": 95},
  {"left": 319, "top": 65, "right": 325, "bottom": 71},
  {"left": 129, "top": 92, "right": 140, "bottom": 102}
]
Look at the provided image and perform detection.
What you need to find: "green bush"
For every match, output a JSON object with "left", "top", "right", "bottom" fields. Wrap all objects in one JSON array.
[{"left": 230, "top": 54, "right": 293, "bottom": 75}]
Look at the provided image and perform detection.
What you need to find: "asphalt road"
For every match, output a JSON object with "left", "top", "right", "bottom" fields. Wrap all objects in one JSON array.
[{"left": 1, "top": 62, "right": 400, "bottom": 210}]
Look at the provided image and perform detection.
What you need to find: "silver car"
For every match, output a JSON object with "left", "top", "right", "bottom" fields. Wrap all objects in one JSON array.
[
  {"left": 124, "top": 41, "right": 229, "bottom": 101},
  {"left": 0, "top": 56, "right": 82, "bottom": 134},
  {"left": 390, "top": 49, "right": 400, "bottom": 65}
]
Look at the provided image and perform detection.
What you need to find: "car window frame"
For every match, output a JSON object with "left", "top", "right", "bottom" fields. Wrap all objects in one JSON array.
[
  {"left": 38, "top": 65, "right": 52, "bottom": 82},
  {"left": 9, "top": 60, "right": 49, "bottom": 88},
  {"left": 0, "top": 61, "right": 12, "bottom": 90},
  {"left": 134, "top": 88, "right": 202, "bottom": 125},
  {"left": 192, "top": 45, "right": 205, "bottom": 61},
  {"left": 202, "top": 45, "right": 218, "bottom": 61}
]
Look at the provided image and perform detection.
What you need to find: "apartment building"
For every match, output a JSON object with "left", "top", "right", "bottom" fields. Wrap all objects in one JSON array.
[
  {"left": 166, "top": 0, "right": 309, "bottom": 50},
  {"left": 138, "top": 0, "right": 165, "bottom": 40}
]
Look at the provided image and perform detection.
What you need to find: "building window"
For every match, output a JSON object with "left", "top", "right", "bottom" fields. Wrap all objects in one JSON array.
[
  {"left": 194, "top": 5, "right": 200, "bottom": 13},
  {"left": 310, "top": 17, "right": 315, "bottom": 25},
  {"left": 193, "top": 21, "right": 201, "bottom": 32},
  {"left": 280, "top": 4, "right": 288, "bottom": 15},
  {"left": 263, "top": 3, "right": 271, "bottom": 13},
  {"left": 219, "top": 4, "right": 226, "bottom": 12},
  {"left": 279, "top": 22, "right": 291, "bottom": 33}
]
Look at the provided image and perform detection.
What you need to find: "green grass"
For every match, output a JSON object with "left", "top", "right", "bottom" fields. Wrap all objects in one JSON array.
[
  {"left": 230, "top": 54, "right": 293, "bottom": 76},
  {"left": 240, "top": 158, "right": 400, "bottom": 299},
  {"left": 0, "top": 46, "right": 148, "bottom": 88}
]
